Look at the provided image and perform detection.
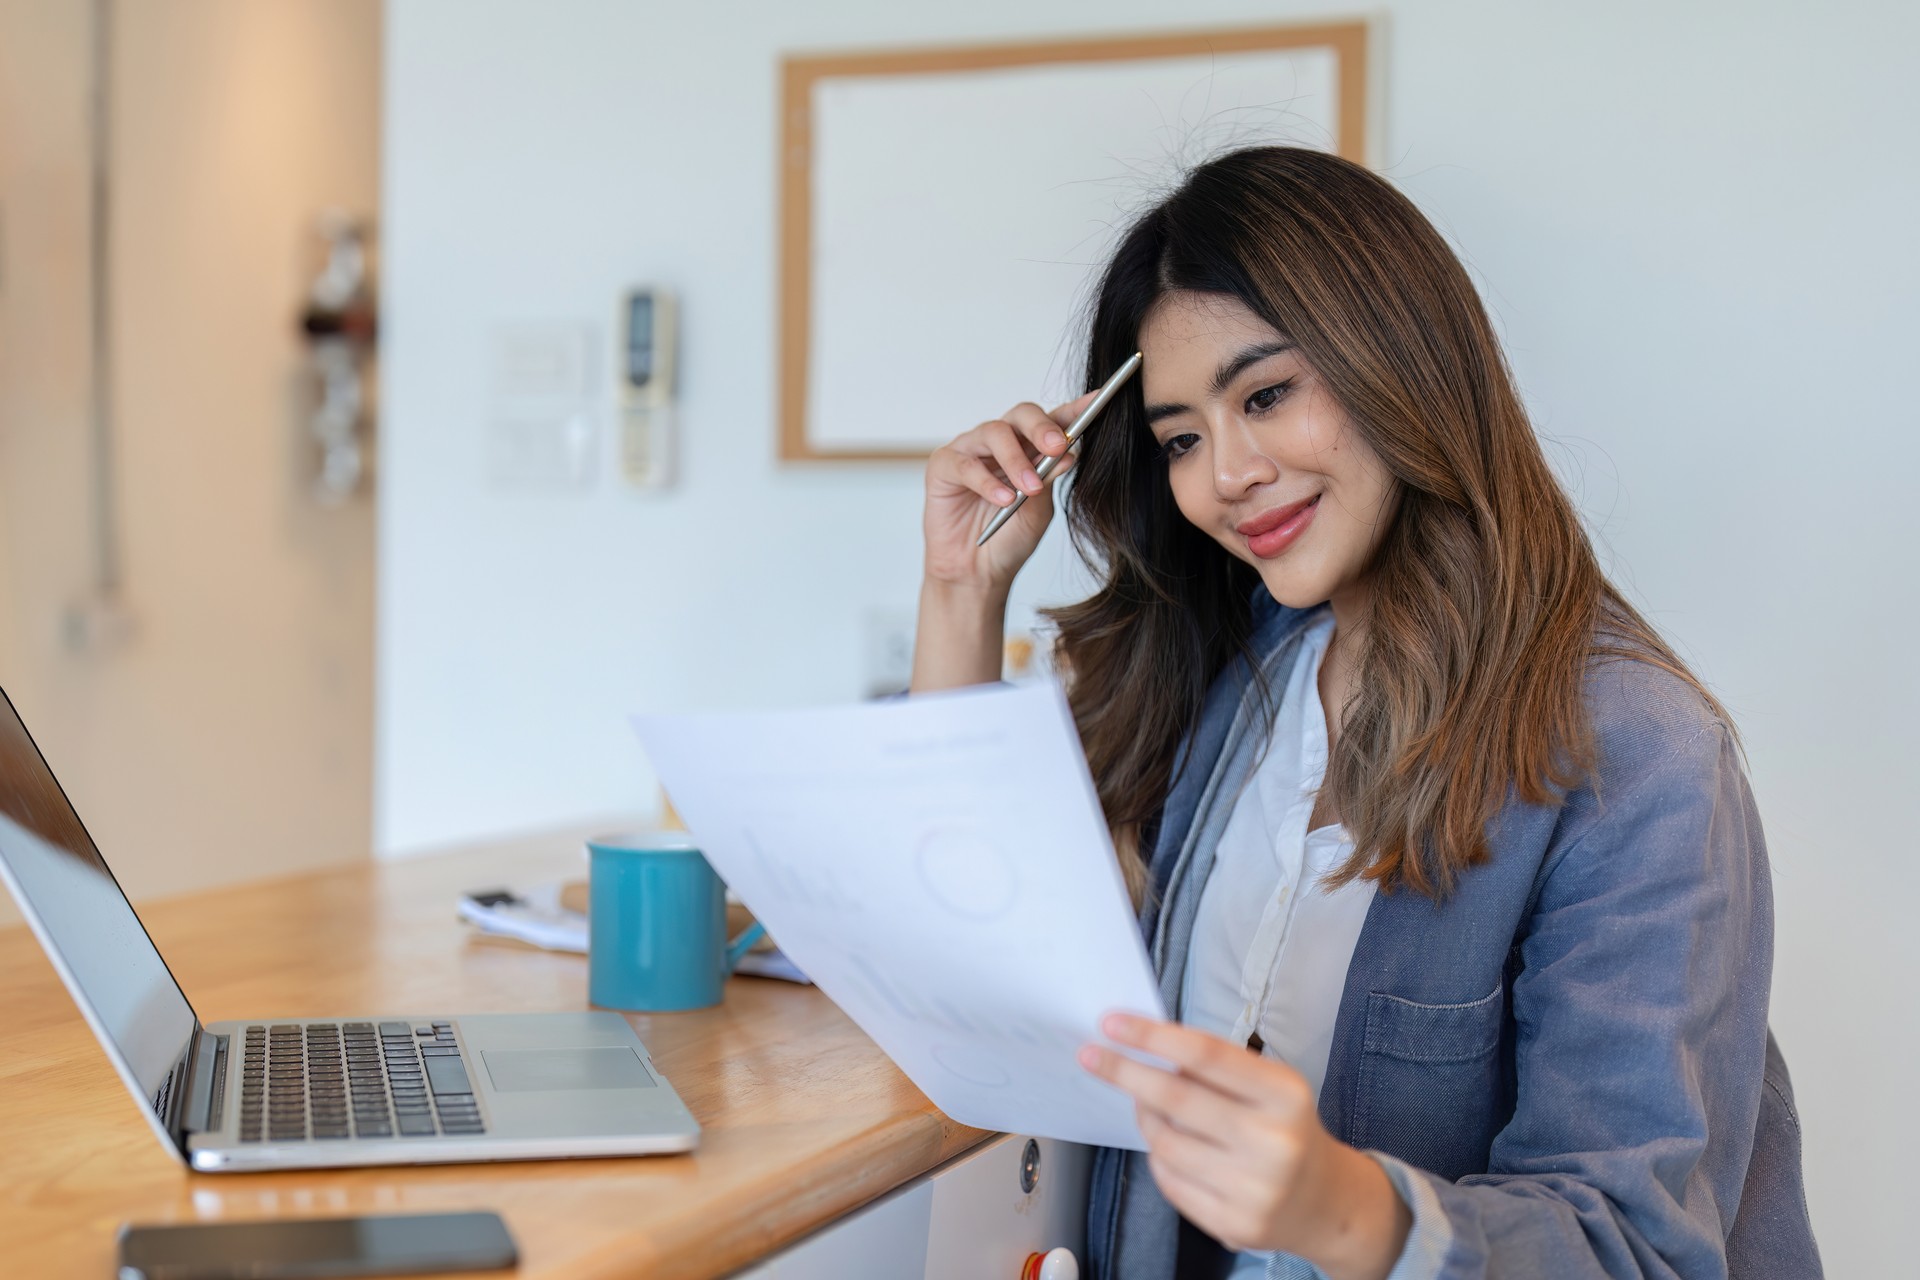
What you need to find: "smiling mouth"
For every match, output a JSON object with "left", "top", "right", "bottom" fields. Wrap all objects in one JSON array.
[{"left": 1236, "top": 495, "right": 1321, "bottom": 558}]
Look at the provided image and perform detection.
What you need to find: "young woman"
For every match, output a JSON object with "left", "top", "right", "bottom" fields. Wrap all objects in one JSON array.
[{"left": 911, "top": 148, "right": 1820, "bottom": 1279}]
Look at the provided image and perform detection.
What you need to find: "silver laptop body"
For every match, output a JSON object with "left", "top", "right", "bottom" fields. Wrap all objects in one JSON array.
[{"left": 0, "top": 688, "right": 700, "bottom": 1171}]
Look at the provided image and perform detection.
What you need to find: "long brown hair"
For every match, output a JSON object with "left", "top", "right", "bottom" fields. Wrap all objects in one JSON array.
[{"left": 1048, "top": 146, "right": 1721, "bottom": 902}]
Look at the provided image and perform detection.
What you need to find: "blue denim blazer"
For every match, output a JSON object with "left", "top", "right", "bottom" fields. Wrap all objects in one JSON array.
[{"left": 1085, "top": 595, "right": 1822, "bottom": 1278}]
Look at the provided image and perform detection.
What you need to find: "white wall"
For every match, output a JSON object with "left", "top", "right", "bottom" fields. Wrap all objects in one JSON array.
[
  {"left": 382, "top": 2, "right": 1919, "bottom": 1271},
  {"left": 0, "top": 0, "right": 380, "bottom": 908}
]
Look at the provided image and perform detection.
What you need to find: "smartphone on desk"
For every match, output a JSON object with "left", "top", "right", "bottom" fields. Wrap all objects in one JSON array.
[{"left": 116, "top": 1210, "right": 517, "bottom": 1279}]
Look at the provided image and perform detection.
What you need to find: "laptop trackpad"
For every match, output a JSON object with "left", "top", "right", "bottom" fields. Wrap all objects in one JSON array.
[{"left": 480, "top": 1047, "right": 657, "bottom": 1092}]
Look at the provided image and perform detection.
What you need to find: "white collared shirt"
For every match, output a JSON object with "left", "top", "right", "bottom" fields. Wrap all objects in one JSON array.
[{"left": 1180, "top": 613, "right": 1376, "bottom": 1103}]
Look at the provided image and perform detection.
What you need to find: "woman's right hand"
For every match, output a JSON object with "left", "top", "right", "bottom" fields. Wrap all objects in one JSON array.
[{"left": 922, "top": 391, "right": 1097, "bottom": 594}]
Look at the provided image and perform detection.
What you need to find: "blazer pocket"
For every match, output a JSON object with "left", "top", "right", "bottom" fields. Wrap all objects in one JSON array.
[{"left": 1353, "top": 983, "right": 1508, "bottom": 1180}]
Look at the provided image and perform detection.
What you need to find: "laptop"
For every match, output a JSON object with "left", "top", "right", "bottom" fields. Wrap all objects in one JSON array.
[{"left": 0, "top": 688, "right": 701, "bottom": 1171}]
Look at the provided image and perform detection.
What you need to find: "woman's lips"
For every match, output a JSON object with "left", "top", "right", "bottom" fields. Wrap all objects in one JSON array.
[{"left": 1237, "top": 495, "right": 1320, "bottom": 558}]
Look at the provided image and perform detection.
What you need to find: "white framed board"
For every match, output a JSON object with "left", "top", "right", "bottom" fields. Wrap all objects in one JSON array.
[{"left": 778, "top": 22, "right": 1374, "bottom": 462}]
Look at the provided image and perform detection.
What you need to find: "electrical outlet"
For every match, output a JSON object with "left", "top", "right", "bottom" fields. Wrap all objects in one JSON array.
[
  {"left": 864, "top": 610, "right": 916, "bottom": 700},
  {"left": 486, "top": 412, "right": 597, "bottom": 490}
]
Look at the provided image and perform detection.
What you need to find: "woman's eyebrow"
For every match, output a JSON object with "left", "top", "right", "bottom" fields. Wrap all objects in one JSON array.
[
  {"left": 1143, "top": 340, "right": 1297, "bottom": 426},
  {"left": 1209, "top": 341, "right": 1295, "bottom": 397}
]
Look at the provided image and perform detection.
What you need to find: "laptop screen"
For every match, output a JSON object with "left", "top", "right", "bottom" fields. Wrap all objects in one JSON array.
[{"left": 0, "top": 691, "right": 198, "bottom": 1124}]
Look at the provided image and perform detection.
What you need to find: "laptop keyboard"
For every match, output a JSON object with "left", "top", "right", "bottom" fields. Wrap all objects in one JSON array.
[{"left": 235, "top": 1021, "right": 486, "bottom": 1143}]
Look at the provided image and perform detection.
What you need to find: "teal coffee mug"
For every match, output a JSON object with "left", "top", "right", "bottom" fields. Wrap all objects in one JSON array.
[{"left": 586, "top": 831, "right": 765, "bottom": 1012}]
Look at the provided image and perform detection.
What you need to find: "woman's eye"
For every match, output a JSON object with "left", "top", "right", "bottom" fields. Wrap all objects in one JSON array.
[
  {"left": 1246, "top": 380, "right": 1295, "bottom": 414},
  {"left": 1155, "top": 433, "right": 1201, "bottom": 462}
]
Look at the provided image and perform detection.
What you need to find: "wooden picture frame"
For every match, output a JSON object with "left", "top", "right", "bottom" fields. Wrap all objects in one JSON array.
[{"left": 778, "top": 22, "right": 1373, "bottom": 462}]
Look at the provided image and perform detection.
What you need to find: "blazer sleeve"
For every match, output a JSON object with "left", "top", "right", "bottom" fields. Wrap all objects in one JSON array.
[{"left": 1387, "top": 719, "right": 1774, "bottom": 1278}]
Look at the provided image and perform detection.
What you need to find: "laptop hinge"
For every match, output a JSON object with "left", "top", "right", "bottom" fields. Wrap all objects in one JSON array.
[
  {"left": 173, "top": 1024, "right": 224, "bottom": 1147},
  {"left": 202, "top": 1032, "right": 231, "bottom": 1135}
]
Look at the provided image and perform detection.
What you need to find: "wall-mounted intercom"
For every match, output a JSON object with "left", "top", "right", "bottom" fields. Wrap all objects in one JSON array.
[{"left": 620, "top": 287, "right": 678, "bottom": 488}]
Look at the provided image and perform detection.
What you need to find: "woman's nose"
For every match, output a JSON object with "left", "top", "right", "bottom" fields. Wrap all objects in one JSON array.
[{"left": 1212, "top": 419, "right": 1279, "bottom": 498}]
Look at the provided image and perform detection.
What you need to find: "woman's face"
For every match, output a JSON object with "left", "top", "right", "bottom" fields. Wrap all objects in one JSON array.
[{"left": 1137, "top": 290, "right": 1397, "bottom": 614}]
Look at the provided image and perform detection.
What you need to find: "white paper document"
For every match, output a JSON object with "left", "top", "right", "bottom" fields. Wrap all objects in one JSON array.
[{"left": 632, "top": 681, "right": 1166, "bottom": 1150}]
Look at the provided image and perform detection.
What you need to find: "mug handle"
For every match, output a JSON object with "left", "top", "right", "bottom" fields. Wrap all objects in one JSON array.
[{"left": 723, "top": 921, "right": 768, "bottom": 974}]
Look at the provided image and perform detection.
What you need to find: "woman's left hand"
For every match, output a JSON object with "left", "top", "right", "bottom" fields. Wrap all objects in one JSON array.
[{"left": 1080, "top": 1014, "right": 1412, "bottom": 1280}]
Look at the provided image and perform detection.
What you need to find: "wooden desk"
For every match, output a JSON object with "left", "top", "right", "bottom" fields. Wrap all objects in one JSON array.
[{"left": 0, "top": 835, "right": 994, "bottom": 1278}]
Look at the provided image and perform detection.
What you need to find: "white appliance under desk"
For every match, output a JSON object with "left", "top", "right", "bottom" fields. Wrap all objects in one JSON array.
[{"left": 733, "top": 1134, "right": 1089, "bottom": 1278}]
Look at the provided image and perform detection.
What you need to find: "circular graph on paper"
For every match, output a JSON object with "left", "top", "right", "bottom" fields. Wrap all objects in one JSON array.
[
  {"left": 931, "top": 1042, "right": 1013, "bottom": 1088},
  {"left": 914, "top": 823, "right": 1017, "bottom": 919}
]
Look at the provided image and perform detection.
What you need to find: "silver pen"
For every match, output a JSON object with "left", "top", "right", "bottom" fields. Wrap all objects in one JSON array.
[{"left": 976, "top": 351, "right": 1144, "bottom": 547}]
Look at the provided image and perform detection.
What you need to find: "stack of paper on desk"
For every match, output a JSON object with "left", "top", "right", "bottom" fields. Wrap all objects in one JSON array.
[{"left": 633, "top": 681, "right": 1166, "bottom": 1151}]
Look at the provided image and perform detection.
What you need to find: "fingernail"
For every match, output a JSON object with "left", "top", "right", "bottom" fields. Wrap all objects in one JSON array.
[
  {"left": 1078, "top": 1045, "right": 1102, "bottom": 1070},
  {"left": 1045, "top": 432, "right": 1065, "bottom": 450},
  {"left": 1022, "top": 471, "right": 1041, "bottom": 492},
  {"left": 1102, "top": 1014, "right": 1134, "bottom": 1038},
  {"left": 995, "top": 487, "right": 1016, "bottom": 505}
]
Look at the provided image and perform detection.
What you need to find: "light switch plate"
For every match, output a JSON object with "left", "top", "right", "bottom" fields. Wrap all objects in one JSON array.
[{"left": 490, "top": 323, "right": 593, "bottom": 398}]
